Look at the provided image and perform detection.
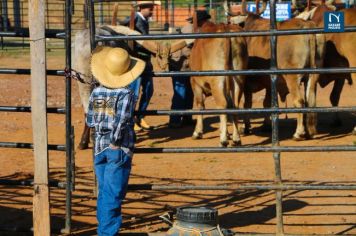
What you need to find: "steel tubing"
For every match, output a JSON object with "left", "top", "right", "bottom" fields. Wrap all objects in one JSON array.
[
  {"left": 0, "top": 106, "right": 65, "bottom": 113},
  {"left": 134, "top": 145, "right": 356, "bottom": 153}
]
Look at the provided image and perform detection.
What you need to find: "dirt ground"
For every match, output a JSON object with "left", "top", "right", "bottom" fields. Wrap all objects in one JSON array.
[{"left": 0, "top": 49, "right": 355, "bottom": 235}]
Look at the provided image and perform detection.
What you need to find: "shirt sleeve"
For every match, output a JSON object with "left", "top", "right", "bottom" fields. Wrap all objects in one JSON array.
[
  {"left": 110, "top": 91, "right": 135, "bottom": 145},
  {"left": 86, "top": 92, "right": 95, "bottom": 128}
]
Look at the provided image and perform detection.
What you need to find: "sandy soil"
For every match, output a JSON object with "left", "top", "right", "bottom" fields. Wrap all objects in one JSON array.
[{"left": 0, "top": 50, "right": 355, "bottom": 235}]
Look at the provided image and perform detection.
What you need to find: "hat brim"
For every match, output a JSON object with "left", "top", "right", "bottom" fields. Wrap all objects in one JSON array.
[
  {"left": 135, "top": 1, "right": 161, "bottom": 7},
  {"left": 91, "top": 47, "right": 146, "bottom": 89}
]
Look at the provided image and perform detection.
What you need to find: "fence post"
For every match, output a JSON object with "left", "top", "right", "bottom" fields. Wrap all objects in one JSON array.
[
  {"left": 13, "top": 0, "right": 21, "bottom": 29},
  {"left": 29, "top": 0, "right": 51, "bottom": 235}
]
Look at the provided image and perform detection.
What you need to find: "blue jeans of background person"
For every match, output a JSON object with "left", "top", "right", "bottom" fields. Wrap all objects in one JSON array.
[
  {"left": 95, "top": 148, "right": 132, "bottom": 236},
  {"left": 169, "top": 75, "right": 193, "bottom": 125},
  {"left": 137, "top": 61, "right": 154, "bottom": 121},
  {"left": 128, "top": 77, "right": 142, "bottom": 101}
]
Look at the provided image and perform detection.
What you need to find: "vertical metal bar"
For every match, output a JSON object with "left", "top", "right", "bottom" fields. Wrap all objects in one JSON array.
[
  {"left": 1, "top": 0, "right": 8, "bottom": 31},
  {"left": 194, "top": 0, "right": 198, "bottom": 10},
  {"left": 88, "top": 0, "right": 96, "bottom": 51},
  {"left": 99, "top": 1, "right": 103, "bottom": 25},
  {"left": 71, "top": 126, "right": 76, "bottom": 191},
  {"left": 13, "top": 0, "right": 21, "bottom": 29},
  {"left": 170, "top": 0, "right": 175, "bottom": 29},
  {"left": 269, "top": 0, "right": 284, "bottom": 234},
  {"left": 164, "top": 0, "right": 169, "bottom": 30},
  {"left": 88, "top": 0, "right": 97, "bottom": 197},
  {"left": 46, "top": 1, "right": 49, "bottom": 29},
  {"left": 62, "top": 0, "right": 73, "bottom": 234}
]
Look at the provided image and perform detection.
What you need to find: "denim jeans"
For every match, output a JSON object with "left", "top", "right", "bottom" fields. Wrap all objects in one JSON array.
[
  {"left": 169, "top": 75, "right": 193, "bottom": 124},
  {"left": 94, "top": 148, "right": 132, "bottom": 236},
  {"left": 137, "top": 61, "right": 154, "bottom": 120}
]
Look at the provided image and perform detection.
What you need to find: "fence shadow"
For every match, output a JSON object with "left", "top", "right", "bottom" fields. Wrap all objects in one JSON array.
[{"left": 1, "top": 169, "right": 355, "bottom": 235}]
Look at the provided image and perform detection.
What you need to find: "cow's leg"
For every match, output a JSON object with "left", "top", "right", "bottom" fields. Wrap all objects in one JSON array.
[
  {"left": 261, "top": 87, "right": 272, "bottom": 132},
  {"left": 192, "top": 81, "right": 204, "bottom": 140},
  {"left": 243, "top": 87, "right": 252, "bottom": 135},
  {"left": 285, "top": 75, "right": 306, "bottom": 140},
  {"left": 329, "top": 78, "right": 345, "bottom": 127},
  {"left": 305, "top": 73, "right": 319, "bottom": 138},
  {"left": 78, "top": 119, "right": 90, "bottom": 150},
  {"left": 231, "top": 78, "right": 243, "bottom": 146},
  {"left": 211, "top": 78, "right": 229, "bottom": 147}
]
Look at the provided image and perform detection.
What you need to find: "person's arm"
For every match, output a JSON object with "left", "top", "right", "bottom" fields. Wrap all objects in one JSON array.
[
  {"left": 85, "top": 92, "right": 95, "bottom": 128},
  {"left": 105, "top": 25, "right": 158, "bottom": 54},
  {"left": 110, "top": 91, "right": 135, "bottom": 147}
]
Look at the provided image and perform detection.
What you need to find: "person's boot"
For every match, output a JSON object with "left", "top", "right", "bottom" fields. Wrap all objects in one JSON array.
[
  {"left": 138, "top": 118, "right": 152, "bottom": 130},
  {"left": 134, "top": 123, "right": 143, "bottom": 132}
]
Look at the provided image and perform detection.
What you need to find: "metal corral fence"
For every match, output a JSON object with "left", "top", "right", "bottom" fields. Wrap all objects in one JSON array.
[
  {"left": 87, "top": 0, "right": 356, "bottom": 235},
  {"left": 0, "top": 1, "right": 74, "bottom": 233},
  {"left": 0, "top": 0, "right": 228, "bottom": 49}
]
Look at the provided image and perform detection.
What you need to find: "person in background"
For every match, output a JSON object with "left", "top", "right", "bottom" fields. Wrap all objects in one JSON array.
[
  {"left": 121, "top": 1, "right": 161, "bottom": 131},
  {"left": 86, "top": 46, "right": 145, "bottom": 236},
  {"left": 168, "top": 10, "right": 211, "bottom": 128}
]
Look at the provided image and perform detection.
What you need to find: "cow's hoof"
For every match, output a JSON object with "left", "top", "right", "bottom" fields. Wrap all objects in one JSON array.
[
  {"left": 292, "top": 133, "right": 306, "bottom": 141},
  {"left": 77, "top": 142, "right": 89, "bottom": 150},
  {"left": 220, "top": 140, "right": 229, "bottom": 147},
  {"left": 192, "top": 132, "right": 203, "bottom": 140},
  {"left": 231, "top": 140, "right": 242, "bottom": 146},
  {"left": 260, "top": 124, "right": 272, "bottom": 132},
  {"left": 243, "top": 127, "right": 251, "bottom": 135},
  {"left": 352, "top": 129, "right": 356, "bottom": 136}
]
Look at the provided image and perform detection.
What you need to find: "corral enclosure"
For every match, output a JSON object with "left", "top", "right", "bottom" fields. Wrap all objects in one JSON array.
[{"left": 1, "top": 0, "right": 356, "bottom": 235}]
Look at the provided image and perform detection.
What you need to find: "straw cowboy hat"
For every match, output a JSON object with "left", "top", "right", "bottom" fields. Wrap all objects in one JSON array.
[
  {"left": 134, "top": 1, "right": 161, "bottom": 7},
  {"left": 91, "top": 47, "right": 145, "bottom": 88}
]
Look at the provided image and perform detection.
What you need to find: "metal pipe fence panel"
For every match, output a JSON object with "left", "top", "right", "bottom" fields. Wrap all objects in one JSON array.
[{"left": 88, "top": 1, "right": 356, "bottom": 235}]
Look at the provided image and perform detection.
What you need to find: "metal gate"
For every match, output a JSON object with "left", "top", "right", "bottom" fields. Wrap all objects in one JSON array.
[
  {"left": 87, "top": 0, "right": 356, "bottom": 234},
  {"left": 0, "top": 0, "right": 74, "bottom": 233}
]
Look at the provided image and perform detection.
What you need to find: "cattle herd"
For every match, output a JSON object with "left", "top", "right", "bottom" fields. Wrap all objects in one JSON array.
[{"left": 73, "top": 1, "right": 356, "bottom": 148}]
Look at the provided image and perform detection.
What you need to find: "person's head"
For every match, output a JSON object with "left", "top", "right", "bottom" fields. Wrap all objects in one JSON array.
[
  {"left": 186, "top": 10, "right": 211, "bottom": 27},
  {"left": 135, "top": 1, "right": 161, "bottom": 18},
  {"left": 91, "top": 47, "right": 145, "bottom": 88}
]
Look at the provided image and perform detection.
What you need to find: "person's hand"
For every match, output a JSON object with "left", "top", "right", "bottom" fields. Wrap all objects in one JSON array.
[{"left": 109, "top": 144, "right": 120, "bottom": 149}]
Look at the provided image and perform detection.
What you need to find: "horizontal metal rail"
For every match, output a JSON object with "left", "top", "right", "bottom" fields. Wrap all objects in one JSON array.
[
  {"left": 137, "top": 106, "right": 356, "bottom": 116},
  {"left": 0, "top": 179, "right": 66, "bottom": 188},
  {"left": 127, "top": 184, "right": 356, "bottom": 191},
  {"left": 135, "top": 146, "right": 356, "bottom": 153},
  {"left": 152, "top": 67, "right": 356, "bottom": 77},
  {"left": 96, "top": 26, "right": 356, "bottom": 42},
  {"left": 0, "top": 28, "right": 64, "bottom": 38},
  {"left": 0, "top": 69, "right": 64, "bottom": 76},
  {"left": 0, "top": 142, "right": 66, "bottom": 151},
  {"left": 0, "top": 106, "right": 65, "bottom": 114}
]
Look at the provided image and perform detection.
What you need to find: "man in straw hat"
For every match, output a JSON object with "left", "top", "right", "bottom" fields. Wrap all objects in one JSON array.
[
  {"left": 121, "top": 1, "right": 161, "bottom": 131},
  {"left": 86, "top": 46, "right": 145, "bottom": 235}
]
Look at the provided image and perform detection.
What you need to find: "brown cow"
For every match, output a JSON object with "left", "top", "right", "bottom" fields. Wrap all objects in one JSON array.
[
  {"left": 307, "top": 6, "right": 356, "bottom": 133},
  {"left": 229, "top": 0, "right": 321, "bottom": 140},
  {"left": 189, "top": 22, "right": 248, "bottom": 147},
  {"left": 296, "top": 4, "right": 353, "bottom": 127}
]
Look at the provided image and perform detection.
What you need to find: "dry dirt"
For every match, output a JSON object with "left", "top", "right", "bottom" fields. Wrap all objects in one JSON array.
[{"left": 0, "top": 49, "right": 355, "bottom": 235}]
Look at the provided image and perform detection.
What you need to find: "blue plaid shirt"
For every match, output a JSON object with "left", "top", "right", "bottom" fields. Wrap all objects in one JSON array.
[{"left": 86, "top": 86, "right": 136, "bottom": 155}]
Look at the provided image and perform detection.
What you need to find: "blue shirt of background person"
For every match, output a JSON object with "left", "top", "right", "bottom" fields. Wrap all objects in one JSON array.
[{"left": 86, "top": 46, "right": 145, "bottom": 236}]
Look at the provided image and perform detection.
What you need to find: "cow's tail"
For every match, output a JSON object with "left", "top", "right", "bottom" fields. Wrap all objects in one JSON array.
[{"left": 111, "top": 3, "right": 119, "bottom": 25}]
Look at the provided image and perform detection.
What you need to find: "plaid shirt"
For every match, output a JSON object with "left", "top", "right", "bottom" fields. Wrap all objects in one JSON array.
[{"left": 86, "top": 86, "right": 136, "bottom": 155}]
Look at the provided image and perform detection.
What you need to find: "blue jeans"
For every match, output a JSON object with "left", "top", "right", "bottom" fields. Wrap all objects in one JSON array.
[
  {"left": 169, "top": 76, "right": 193, "bottom": 124},
  {"left": 95, "top": 148, "right": 132, "bottom": 236},
  {"left": 137, "top": 61, "right": 154, "bottom": 120}
]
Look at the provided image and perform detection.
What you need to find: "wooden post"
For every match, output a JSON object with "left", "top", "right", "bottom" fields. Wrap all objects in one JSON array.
[{"left": 29, "top": 0, "right": 51, "bottom": 235}]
